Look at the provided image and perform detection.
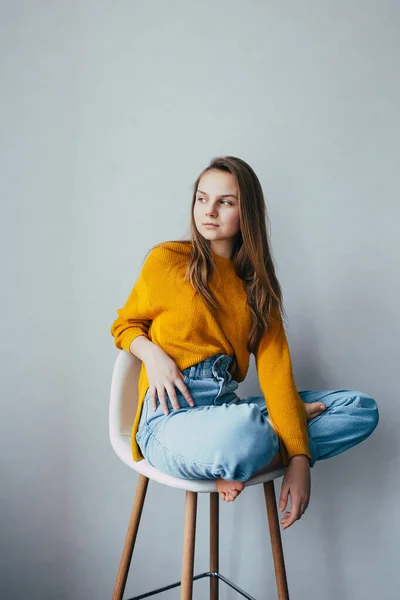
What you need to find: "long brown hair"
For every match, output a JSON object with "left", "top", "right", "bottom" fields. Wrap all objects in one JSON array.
[{"left": 151, "top": 155, "right": 287, "bottom": 355}]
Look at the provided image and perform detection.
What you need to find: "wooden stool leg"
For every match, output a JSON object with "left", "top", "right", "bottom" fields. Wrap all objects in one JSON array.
[
  {"left": 263, "top": 480, "right": 290, "bottom": 600},
  {"left": 112, "top": 474, "right": 149, "bottom": 600},
  {"left": 210, "top": 492, "right": 219, "bottom": 600},
  {"left": 181, "top": 491, "right": 198, "bottom": 600}
]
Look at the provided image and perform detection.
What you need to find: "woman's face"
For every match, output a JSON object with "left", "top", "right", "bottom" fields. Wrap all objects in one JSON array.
[{"left": 193, "top": 170, "right": 240, "bottom": 244}]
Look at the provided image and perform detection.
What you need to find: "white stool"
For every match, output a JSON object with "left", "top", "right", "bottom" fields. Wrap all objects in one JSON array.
[{"left": 110, "top": 350, "right": 290, "bottom": 600}]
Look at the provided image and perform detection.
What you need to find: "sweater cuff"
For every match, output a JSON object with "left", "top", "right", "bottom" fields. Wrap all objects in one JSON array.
[
  {"left": 284, "top": 437, "right": 312, "bottom": 462},
  {"left": 119, "top": 328, "right": 149, "bottom": 354}
]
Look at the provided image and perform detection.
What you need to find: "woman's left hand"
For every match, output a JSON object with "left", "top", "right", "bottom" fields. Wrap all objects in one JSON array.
[{"left": 278, "top": 455, "right": 311, "bottom": 530}]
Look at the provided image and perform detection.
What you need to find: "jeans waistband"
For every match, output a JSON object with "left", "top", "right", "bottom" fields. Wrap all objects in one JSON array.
[{"left": 182, "top": 354, "right": 234, "bottom": 379}]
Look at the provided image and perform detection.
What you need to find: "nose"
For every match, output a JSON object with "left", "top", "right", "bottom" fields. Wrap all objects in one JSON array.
[{"left": 206, "top": 207, "right": 218, "bottom": 217}]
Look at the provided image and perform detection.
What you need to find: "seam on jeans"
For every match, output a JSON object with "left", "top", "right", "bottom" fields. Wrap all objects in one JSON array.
[{"left": 143, "top": 422, "right": 246, "bottom": 474}]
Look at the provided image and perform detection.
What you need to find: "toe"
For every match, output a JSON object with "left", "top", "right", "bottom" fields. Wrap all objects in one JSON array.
[
  {"left": 307, "top": 402, "right": 326, "bottom": 420},
  {"left": 314, "top": 406, "right": 326, "bottom": 417}
]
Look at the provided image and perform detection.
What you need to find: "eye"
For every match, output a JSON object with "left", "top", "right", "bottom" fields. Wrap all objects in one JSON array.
[{"left": 196, "top": 197, "right": 232, "bottom": 205}]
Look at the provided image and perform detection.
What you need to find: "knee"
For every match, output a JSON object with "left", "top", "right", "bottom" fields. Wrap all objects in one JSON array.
[
  {"left": 368, "top": 396, "right": 379, "bottom": 432},
  {"left": 218, "top": 405, "right": 278, "bottom": 471},
  {"left": 356, "top": 393, "right": 379, "bottom": 434},
  {"left": 224, "top": 403, "right": 273, "bottom": 445}
]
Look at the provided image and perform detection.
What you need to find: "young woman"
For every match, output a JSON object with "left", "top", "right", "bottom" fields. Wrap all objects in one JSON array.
[{"left": 110, "top": 156, "right": 379, "bottom": 531}]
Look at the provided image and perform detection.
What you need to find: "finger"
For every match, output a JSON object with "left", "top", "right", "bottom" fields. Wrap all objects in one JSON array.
[
  {"left": 175, "top": 377, "right": 195, "bottom": 407},
  {"left": 281, "top": 514, "right": 290, "bottom": 528},
  {"left": 281, "top": 514, "right": 295, "bottom": 529},
  {"left": 281, "top": 514, "right": 292, "bottom": 528},
  {"left": 164, "top": 383, "right": 181, "bottom": 411},
  {"left": 157, "top": 387, "right": 169, "bottom": 415},
  {"left": 283, "top": 510, "right": 301, "bottom": 529},
  {"left": 279, "top": 487, "right": 288, "bottom": 512},
  {"left": 281, "top": 498, "right": 301, "bottom": 529},
  {"left": 150, "top": 387, "right": 157, "bottom": 412}
]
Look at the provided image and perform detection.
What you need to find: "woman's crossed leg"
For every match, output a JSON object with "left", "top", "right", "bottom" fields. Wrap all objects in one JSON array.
[{"left": 137, "top": 387, "right": 379, "bottom": 502}]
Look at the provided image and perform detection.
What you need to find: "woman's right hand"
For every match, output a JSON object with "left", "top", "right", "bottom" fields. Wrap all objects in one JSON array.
[{"left": 144, "top": 345, "right": 195, "bottom": 415}]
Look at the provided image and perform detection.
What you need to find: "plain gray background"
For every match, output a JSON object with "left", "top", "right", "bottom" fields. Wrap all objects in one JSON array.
[{"left": 1, "top": 1, "right": 399, "bottom": 599}]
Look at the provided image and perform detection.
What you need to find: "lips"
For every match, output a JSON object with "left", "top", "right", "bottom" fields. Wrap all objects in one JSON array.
[{"left": 203, "top": 223, "right": 219, "bottom": 226}]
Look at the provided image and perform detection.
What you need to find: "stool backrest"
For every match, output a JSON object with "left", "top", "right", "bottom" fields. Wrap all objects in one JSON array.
[{"left": 109, "top": 350, "right": 142, "bottom": 443}]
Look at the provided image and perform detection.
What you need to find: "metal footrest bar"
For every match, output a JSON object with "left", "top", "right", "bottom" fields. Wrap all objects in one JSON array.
[{"left": 127, "top": 570, "right": 257, "bottom": 600}]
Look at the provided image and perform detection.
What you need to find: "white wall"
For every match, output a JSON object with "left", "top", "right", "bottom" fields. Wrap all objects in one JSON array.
[{"left": 1, "top": 1, "right": 399, "bottom": 598}]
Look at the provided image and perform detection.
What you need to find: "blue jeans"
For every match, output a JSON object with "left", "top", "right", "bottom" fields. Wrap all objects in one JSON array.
[{"left": 136, "top": 353, "right": 379, "bottom": 481}]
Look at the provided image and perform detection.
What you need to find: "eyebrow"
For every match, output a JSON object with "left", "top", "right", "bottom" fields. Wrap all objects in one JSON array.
[{"left": 197, "top": 189, "right": 237, "bottom": 199}]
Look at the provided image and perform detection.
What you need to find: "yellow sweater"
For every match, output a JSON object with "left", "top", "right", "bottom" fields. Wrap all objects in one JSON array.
[{"left": 110, "top": 240, "right": 311, "bottom": 466}]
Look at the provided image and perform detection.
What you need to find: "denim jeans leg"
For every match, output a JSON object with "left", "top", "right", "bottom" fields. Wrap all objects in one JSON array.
[{"left": 299, "top": 389, "right": 379, "bottom": 466}]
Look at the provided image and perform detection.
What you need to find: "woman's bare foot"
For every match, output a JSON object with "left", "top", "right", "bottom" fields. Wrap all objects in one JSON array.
[
  {"left": 215, "top": 479, "right": 245, "bottom": 502},
  {"left": 304, "top": 401, "right": 326, "bottom": 421},
  {"left": 265, "top": 402, "right": 325, "bottom": 434},
  {"left": 216, "top": 449, "right": 283, "bottom": 502}
]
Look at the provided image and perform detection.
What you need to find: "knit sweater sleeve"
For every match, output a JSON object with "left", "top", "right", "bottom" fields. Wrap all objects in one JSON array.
[
  {"left": 254, "top": 309, "right": 312, "bottom": 462},
  {"left": 110, "top": 250, "right": 157, "bottom": 353}
]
